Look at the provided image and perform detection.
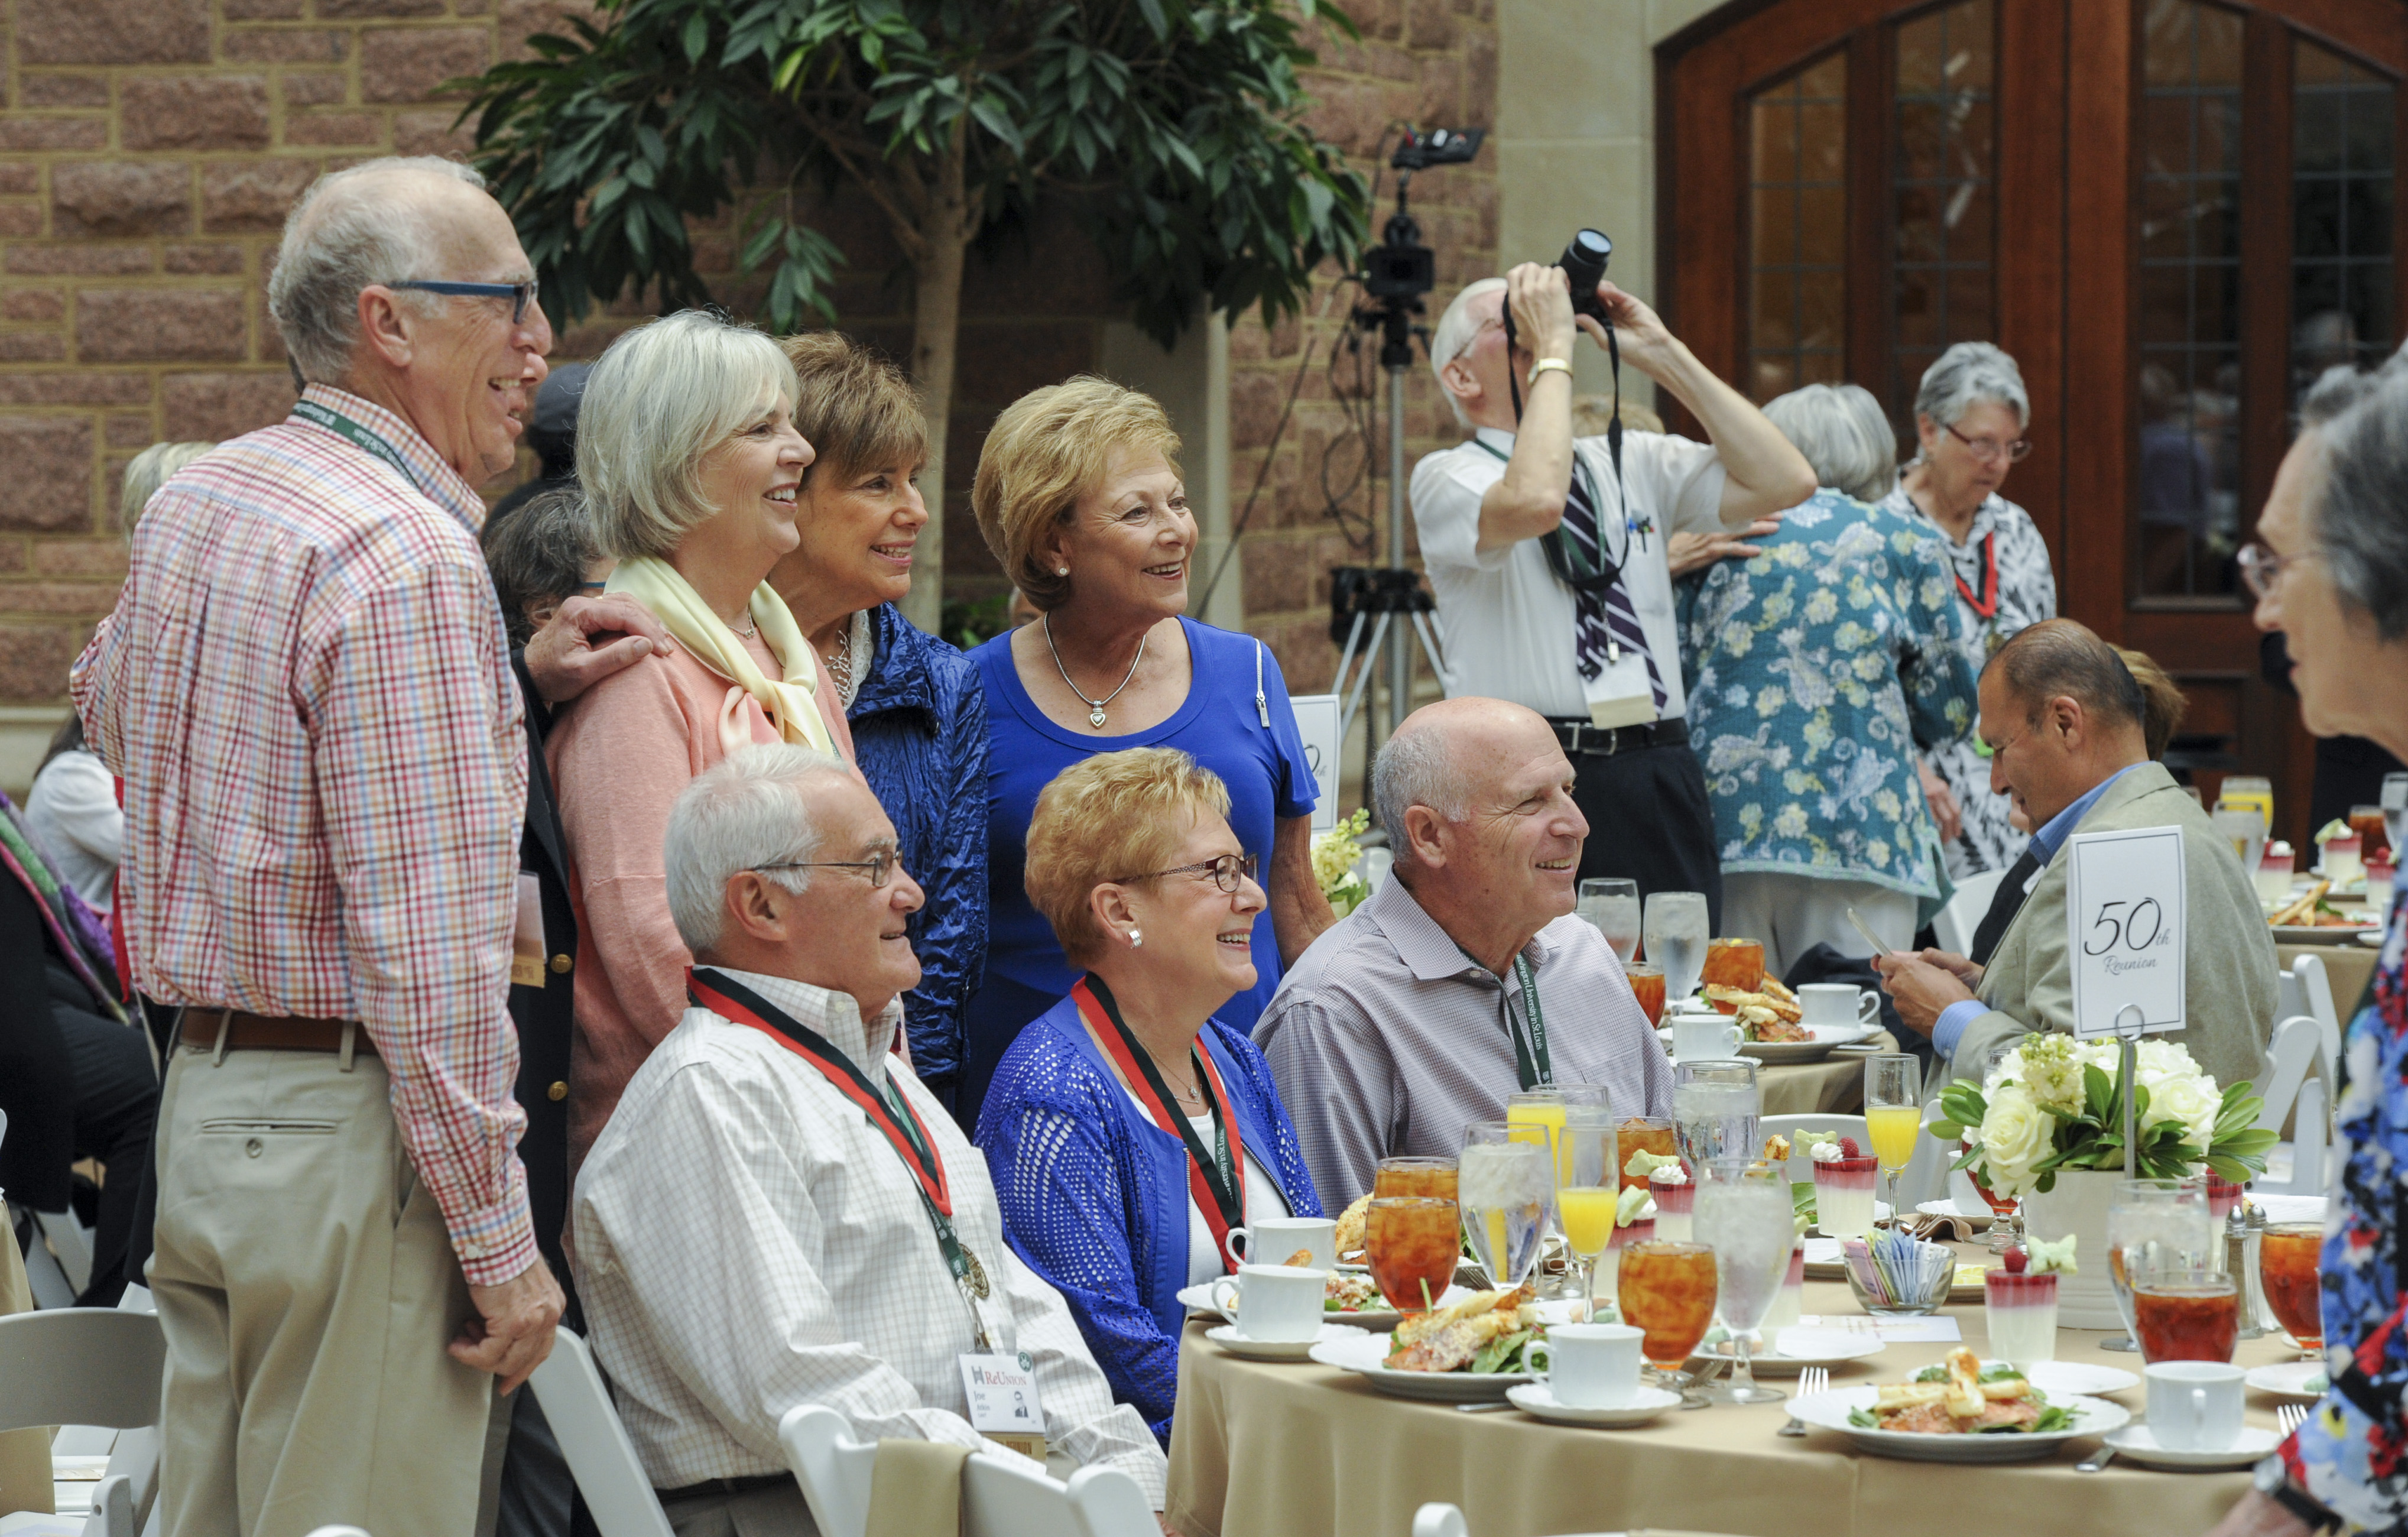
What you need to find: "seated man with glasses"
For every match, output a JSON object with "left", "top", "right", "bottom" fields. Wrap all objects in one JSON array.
[
  {"left": 1872, "top": 619, "right": 2276, "bottom": 1091},
  {"left": 1254, "top": 697, "right": 1675, "bottom": 1210},
  {"left": 573, "top": 744, "right": 1167, "bottom": 1534},
  {"left": 973, "top": 748, "right": 1324, "bottom": 1445}
]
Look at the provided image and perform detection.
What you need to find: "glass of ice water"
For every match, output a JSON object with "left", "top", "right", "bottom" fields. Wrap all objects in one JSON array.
[
  {"left": 1578, "top": 877, "right": 1642, "bottom": 964},
  {"left": 1643, "top": 890, "right": 1711, "bottom": 1001}
]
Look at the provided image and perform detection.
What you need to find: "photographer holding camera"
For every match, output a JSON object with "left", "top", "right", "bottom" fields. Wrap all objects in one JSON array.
[{"left": 1410, "top": 260, "right": 1814, "bottom": 927}]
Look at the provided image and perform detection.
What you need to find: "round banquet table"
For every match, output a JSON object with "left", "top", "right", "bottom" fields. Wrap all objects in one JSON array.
[
  {"left": 1753, "top": 1032, "right": 1896, "bottom": 1117},
  {"left": 1164, "top": 1254, "right": 2302, "bottom": 1537}
]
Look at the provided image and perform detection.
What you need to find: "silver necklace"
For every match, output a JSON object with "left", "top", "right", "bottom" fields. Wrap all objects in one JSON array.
[{"left": 1043, "top": 613, "right": 1145, "bottom": 729}]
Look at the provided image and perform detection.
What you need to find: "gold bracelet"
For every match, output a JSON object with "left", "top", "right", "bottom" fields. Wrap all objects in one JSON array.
[{"left": 1527, "top": 357, "right": 1573, "bottom": 387}]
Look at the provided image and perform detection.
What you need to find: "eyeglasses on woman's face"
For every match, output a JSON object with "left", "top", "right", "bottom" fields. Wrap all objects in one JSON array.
[
  {"left": 1942, "top": 420, "right": 2032, "bottom": 463},
  {"left": 1116, "top": 852, "right": 1258, "bottom": 894}
]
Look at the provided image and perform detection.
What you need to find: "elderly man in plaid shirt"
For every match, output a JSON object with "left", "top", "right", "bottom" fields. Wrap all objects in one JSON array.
[{"left": 71, "top": 156, "right": 628, "bottom": 1537}]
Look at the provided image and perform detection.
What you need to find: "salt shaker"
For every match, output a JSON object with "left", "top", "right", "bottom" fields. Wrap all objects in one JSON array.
[{"left": 2231, "top": 1202, "right": 2274, "bottom": 1340}]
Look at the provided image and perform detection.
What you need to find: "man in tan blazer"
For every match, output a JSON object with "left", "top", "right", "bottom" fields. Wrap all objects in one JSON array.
[{"left": 1878, "top": 621, "right": 2276, "bottom": 1092}]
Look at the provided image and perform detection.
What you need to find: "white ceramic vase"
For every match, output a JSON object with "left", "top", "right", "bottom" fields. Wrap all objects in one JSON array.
[{"left": 2018, "top": 1168, "right": 2124, "bottom": 1329}]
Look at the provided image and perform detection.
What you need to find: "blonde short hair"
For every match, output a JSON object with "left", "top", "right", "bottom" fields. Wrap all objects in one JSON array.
[
  {"left": 1024, "top": 747, "right": 1231, "bottom": 965},
  {"left": 121, "top": 440, "right": 216, "bottom": 529},
  {"left": 576, "top": 309, "right": 799, "bottom": 559},
  {"left": 971, "top": 377, "right": 1182, "bottom": 612},
  {"left": 781, "top": 331, "right": 925, "bottom": 491}
]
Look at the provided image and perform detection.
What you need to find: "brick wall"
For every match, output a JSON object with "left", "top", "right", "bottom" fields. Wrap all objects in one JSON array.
[{"left": 0, "top": 0, "right": 1492, "bottom": 708}]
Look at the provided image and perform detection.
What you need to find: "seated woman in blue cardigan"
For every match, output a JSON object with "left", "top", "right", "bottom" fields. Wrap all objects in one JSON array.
[{"left": 975, "top": 747, "right": 1322, "bottom": 1444}]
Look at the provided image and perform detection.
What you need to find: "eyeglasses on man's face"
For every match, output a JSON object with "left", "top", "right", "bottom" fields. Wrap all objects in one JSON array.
[
  {"left": 751, "top": 848, "right": 897, "bottom": 890},
  {"left": 2237, "top": 541, "right": 2321, "bottom": 601},
  {"left": 387, "top": 277, "right": 541, "bottom": 326},
  {"left": 1943, "top": 420, "right": 2033, "bottom": 463},
  {"left": 1117, "top": 852, "right": 1259, "bottom": 894}
]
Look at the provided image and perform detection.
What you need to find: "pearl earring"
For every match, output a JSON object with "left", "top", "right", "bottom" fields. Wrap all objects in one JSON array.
[
  {"left": 1057, "top": 566, "right": 1070, "bottom": 576},
  {"left": 1129, "top": 928, "right": 1143, "bottom": 948}
]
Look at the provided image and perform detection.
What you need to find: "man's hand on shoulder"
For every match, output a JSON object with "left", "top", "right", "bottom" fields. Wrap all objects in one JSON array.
[
  {"left": 453, "top": 1256, "right": 566, "bottom": 1394},
  {"left": 1667, "top": 517, "right": 1781, "bottom": 579},
  {"left": 1871, "top": 949, "right": 1978, "bottom": 1036},
  {"left": 523, "top": 593, "right": 673, "bottom": 705}
]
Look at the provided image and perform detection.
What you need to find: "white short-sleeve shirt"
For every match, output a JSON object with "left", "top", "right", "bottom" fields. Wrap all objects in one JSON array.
[{"left": 1410, "top": 426, "right": 1728, "bottom": 720}]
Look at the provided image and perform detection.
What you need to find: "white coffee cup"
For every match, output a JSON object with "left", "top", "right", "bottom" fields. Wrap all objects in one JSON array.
[
  {"left": 2146, "top": 1361, "right": 2246, "bottom": 1451},
  {"left": 1206, "top": 1263, "right": 1327, "bottom": 1343},
  {"left": 1225, "top": 1215, "right": 1338, "bottom": 1272},
  {"left": 1670, "top": 1014, "right": 1744, "bottom": 1062},
  {"left": 1797, "top": 984, "right": 1880, "bottom": 1029},
  {"left": 1526, "top": 1322, "right": 1644, "bottom": 1408}
]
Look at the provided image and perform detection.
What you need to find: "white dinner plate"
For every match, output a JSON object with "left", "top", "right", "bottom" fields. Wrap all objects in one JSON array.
[
  {"left": 1205, "top": 1322, "right": 1365, "bottom": 1361},
  {"left": 2274, "top": 922, "right": 2381, "bottom": 945},
  {"left": 2103, "top": 1424, "right": 2282, "bottom": 1471},
  {"left": 2021, "top": 1360, "right": 2140, "bottom": 1396},
  {"left": 2361, "top": 929, "right": 2388, "bottom": 947},
  {"left": 1308, "top": 1330, "right": 1533, "bottom": 1402},
  {"left": 1179, "top": 1280, "right": 1469, "bottom": 1334},
  {"left": 1784, "top": 1386, "right": 2128, "bottom": 1462},
  {"left": 1690, "top": 1326, "right": 1884, "bottom": 1374},
  {"left": 1507, "top": 1382, "right": 1683, "bottom": 1427},
  {"left": 2245, "top": 1360, "right": 2329, "bottom": 1400}
]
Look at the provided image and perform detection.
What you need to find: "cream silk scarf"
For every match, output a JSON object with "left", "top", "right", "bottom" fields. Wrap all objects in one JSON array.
[{"left": 606, "top": 556, "right": 836, "bottom": 756}]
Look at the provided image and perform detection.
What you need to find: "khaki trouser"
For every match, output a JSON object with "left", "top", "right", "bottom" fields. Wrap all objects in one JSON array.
[{"left": 150, "top": 1042, "right": 492, "bottom": 1537}]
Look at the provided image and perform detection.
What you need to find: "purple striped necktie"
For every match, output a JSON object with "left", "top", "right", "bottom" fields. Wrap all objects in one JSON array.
[{"left": 1563, "top": 463, "right": 1666, "bottom": 711}]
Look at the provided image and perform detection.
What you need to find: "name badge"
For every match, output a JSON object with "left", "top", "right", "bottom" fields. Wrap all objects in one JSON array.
[
  {"left": 511, "top": 873, "right": 547, "bottom": 988},
  {"left": 1583, "top": 650, "right": 1659, "bottom": 729},
  {"left": 958, "top": 1351, "right": 1045, "bottom": 1463}
]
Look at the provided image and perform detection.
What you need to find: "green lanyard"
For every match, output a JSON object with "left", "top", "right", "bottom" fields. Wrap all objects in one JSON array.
[
  {"left": 874, "top": 1074, "right": 995, "bottom": 1343},
  {"left": 1462, "top": 946, "right": 1553, "bottom": 1090},
  {"left": 293, "top": 398, "right": 419, "bottom": 489}
]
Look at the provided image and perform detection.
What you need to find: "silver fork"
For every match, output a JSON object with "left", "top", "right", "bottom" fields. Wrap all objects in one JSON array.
[
  {"left": 1779, "top": 1366, "right": 1828, "bottom": 1435},
  {"left": 2278, "top": 1404, "right": 2308, "bottom": 1438}
]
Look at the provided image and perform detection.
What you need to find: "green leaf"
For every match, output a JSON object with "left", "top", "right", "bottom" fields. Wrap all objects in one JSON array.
[
  {"left": 680, "top": 9, "right": 709, "bottom": 64},
  {"left": 2082, "top": 1063, "right": 2114, "bottom": 1124},
  {"left": 1930, "top": 1120, "right": 1965, "bottom": 1143},
  {"left": 1848, "top": 1406, "right": 1878, "bottom": 1429}
]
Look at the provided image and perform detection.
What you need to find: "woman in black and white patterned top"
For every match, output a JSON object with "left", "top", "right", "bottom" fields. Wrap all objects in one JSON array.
[{"left": 1878, "top": 342, "right": 2059, "bottom": 880}]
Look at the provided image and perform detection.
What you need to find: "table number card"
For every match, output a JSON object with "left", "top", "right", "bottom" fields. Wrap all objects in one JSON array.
[
  {"left": 1290, "top": 693, "right": 1342, "bottom": 834},
  {"left": 2064, "top": 825, "right": 2187, "bottom": 1039}
]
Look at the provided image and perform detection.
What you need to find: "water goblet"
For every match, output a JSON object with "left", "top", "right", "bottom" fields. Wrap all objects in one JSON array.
[
  {"left": 1578, "top": 877, "right": 1641, "bottom": 964},
  {"left": 1643, "top": 890, "right": 1711, "bottom": 1003}
]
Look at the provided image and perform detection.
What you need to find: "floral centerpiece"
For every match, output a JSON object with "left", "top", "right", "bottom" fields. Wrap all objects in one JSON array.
[
  {"left": 1311, "top": 808, "right": 1373, "bottom": 919},
  {"left": 1932, "top": 1033, "right": 2277, "bottom": 1198}
]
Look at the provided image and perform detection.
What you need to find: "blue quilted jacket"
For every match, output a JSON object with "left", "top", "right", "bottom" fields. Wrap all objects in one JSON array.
[
  {"left": 975, "top": 991, "right": 1323, "bottom": 1443},
  {"left": 851, "top": 602, "right": 988, "bottom": 1088}
]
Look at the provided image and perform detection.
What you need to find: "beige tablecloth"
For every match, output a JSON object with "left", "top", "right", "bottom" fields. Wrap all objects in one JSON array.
[
  {"left": 1166, "top": 1269, "right": 2299, "bottom": 1537},
  {"left": 2277, "top": 941, "right": 2380, "bottom": 1019},
  {"left": 1756, "top": 1033, "right": 1896, "bottom": 1116}
]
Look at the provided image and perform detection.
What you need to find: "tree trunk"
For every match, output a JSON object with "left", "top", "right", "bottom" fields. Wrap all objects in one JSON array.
[{"left": 900, "top": 140, "right": 970, "bottom": 638}]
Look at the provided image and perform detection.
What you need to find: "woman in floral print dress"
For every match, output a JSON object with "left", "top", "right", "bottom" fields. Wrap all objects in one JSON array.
[{"left": 2205, "top": 359, "right": 2408, "bottom": 1536}]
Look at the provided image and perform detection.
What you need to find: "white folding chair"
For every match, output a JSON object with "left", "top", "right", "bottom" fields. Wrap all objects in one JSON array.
[
  {"left": 1930, "top": 867, "right": 2008, "bottom": 956},
  {"left": 527, "top": 1330, "right": 677, "bottom": 1537},
  {"left": 777, "top": 1405, "right": 874, "bottom": 1537},
  {"left": 0, "top": 1308, "right": 166, "bottom": 1537},
  {"left": 2283, "top": 954, "right": 2344, "bottom": 1094},
  {"left": 1411, "top": 1506, "right": 1471, "bottom": 1537},
  {"left": 1758, "top": 1114, "right": 1868, "bottom": 1185},
  {"left": 961, "top": 1445, "right": 1156, "bottom": 1537},
  {"left": 2252, "top": 1015, "right": 2334, "bottom": 1197}
]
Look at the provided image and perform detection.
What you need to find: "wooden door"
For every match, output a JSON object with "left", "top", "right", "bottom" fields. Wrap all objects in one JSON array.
[{"left": 1658, "top": 0, "right": 2408, "bottom": 847}]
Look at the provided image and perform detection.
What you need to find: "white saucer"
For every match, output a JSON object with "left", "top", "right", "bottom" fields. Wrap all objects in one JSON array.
[
  {"left": 1690, "top": 1327, "right": 1884, "bottom": 1374},
  {"left": 1205, "top": 1322, "right": 1365, "bottom": 1361},
  {"left": 2245, "top": 1360, "right": 2329, "bottom": 1401},
  {"left": 2104, "top": 1424, "right": 2282, "bottom": 1471},
  {"left": 2022, "top": 1360, "right": 2141, "bottom": 1397},
  {"left": 1505, "top": 1382, "right": 1683, "bottom": 1426}
]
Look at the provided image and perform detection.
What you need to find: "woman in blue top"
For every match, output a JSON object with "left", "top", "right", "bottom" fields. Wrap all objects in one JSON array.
[
  {"left": 961, "top": 377, "right": 1332, "bottom": 1129},
  {"left": 976, "top": 747, "right": 1321, "bottom": 1444}
]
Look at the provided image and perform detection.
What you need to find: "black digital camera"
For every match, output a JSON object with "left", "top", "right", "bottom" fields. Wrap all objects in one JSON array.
[{"left": 1556, "top": 228, "right": 1612, "bottom": 320}]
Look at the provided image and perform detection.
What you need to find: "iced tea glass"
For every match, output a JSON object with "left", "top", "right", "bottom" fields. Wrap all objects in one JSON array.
[
  {"left": 2352, "top": 803, "right": 2393, "bottom": 864},
  {"left": 1618, "top": 1239, "right": 1720, "bottom": 1393},
  {"left": 1702, "top": 937, "right": 1766, "bottom": 998},
  {"left": 2132, "top": 1267, "right": 2241, "bottom": 1364},
  {"left": 1617, "top": 1117, "right": 1677, "bottom": 1191},
  {"left": 1364, "top": 1196, "right": 1461, "bottom": 1316},
  {"left": 2260, "top": 1223, "right": 2325, "bottom": 1357},
  {"left": 1626, "top": 962, "right": 1667, "bottom": 1026},
  {"left": 1373, "top": 1157, "right": 1459, "bottom": 1202}
]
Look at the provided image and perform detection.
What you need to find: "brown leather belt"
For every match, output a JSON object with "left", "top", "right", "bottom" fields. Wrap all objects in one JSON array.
[{"left": 186, "top": 1009, "right": 378, "bottom": 1057}]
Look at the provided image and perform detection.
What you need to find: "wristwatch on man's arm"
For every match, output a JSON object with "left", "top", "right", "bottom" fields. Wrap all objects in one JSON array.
[{"left": 2254, "top": 1455, "right": 2341, "bottom": 1535}]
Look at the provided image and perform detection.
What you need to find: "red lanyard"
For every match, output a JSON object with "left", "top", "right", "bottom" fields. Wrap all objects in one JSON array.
[
  {"left": 1073, "top": 975, "right": 1248, "bottom": 1273},
  {"left": 1954, "top": 531, "right": 2000, "bottom": 621}
]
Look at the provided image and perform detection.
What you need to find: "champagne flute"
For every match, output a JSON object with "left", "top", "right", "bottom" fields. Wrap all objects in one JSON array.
[
  {"left": 1864, "top": 1055, "right": 1922, "bottom": 1230},
  {"left": 1691, "top": 1160, "right": 1793, "bottom": 1405},
  {"left": 1673, "top": 1059, "right": 1760, "bottom": 1173},
  {"left": 1554, "top": 1102, "right": 1621, "bottom": 1321},
  {"left": 1578, "top": 877, "right": 1642, "bottom": 963},
  {"left": 1643, "top": 890, "right": 1711, "bottom": 1003},
  {"left": 1461, "top": 1122, "right": 1555, "bottom": 1291},
  {"left": 2104, "top": 1176, "right": 2211, "bottom": 1353}
]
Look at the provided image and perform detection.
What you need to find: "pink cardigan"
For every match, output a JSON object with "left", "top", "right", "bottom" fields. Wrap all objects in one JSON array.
[{"left": 547, "top": 636, "right": 856, "bottom": 1165}]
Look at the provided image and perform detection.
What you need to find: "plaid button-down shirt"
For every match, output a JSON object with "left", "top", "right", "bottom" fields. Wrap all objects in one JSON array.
[{"left": 72, "top": 385, "right": 536, "bottom": 1285}]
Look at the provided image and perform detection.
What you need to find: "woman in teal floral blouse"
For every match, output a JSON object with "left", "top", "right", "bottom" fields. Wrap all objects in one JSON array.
[{"left": 1675, "top": 383, "right": 1979, "bottom": 979}]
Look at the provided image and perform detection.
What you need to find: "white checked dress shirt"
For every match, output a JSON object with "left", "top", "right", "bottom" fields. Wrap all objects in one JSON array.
[
  {"left": 572, "top": 968, "right": 1167, "bottom": 1502},
  {"left": 1253, "top": 874, "right": 1676, "bottom": 1209}
]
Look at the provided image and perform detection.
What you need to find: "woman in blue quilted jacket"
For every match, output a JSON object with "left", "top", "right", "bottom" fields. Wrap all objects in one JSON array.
[
  {"left": 976, "top": 748, "right": 1320, "bottom": 1444},
  {"left": 770, "top": 332, "right": 988, "bottom": 1111}
]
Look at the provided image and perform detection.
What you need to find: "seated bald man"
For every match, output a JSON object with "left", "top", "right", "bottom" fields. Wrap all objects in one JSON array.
[
  {"left": 1252, "top": 697, "right": 1675, "bottom": 1208},
  {"left": 1875, "top": 620, "right": 2276, "bottom": 1090}
]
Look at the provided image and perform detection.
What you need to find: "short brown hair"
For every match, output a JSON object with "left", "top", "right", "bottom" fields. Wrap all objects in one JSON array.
[
  {"left": 1985, "top": 618, "right": 2146, "bottom": 734},
  {"left": 2114, "top": 645, "right": 2189, "bottom": 760},
  {"left": 1024, "top": 747, "right": 1231, "bottom": 965},
  {"left": 780, "top": 330, "right": 926, "bottom": 491},
  {"left": 971, "top": 377, "right": 1183, "bottom": 612}
]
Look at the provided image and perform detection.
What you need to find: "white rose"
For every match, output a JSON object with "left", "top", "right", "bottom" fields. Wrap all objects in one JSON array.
[
  {"left": 2150, "top": 1073, "right": 2224, "bottom": 1157},
  {"left": 1978, "top": 1083, "right": 2054, "bottom": 1198}
]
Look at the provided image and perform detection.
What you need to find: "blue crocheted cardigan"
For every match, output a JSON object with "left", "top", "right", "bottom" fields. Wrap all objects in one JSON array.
[{"left": 973, "top": 990, "right": 1323, "bottom": 1444}]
